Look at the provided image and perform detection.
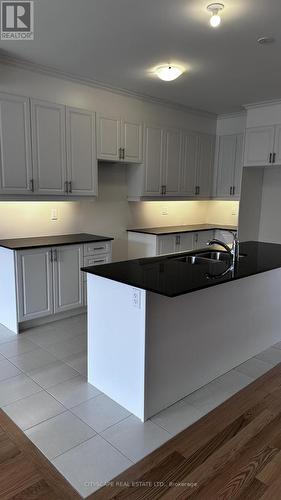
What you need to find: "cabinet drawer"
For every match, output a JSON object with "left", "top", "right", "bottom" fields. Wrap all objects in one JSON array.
[
  {"left": 83, "top": 241, "right": 111, "bottom": 256},
  {"left": 83, "top": 254, "right": 111, "bottom": 279}
]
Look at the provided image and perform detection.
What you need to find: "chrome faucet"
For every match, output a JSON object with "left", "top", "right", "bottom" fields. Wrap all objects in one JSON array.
[{"left": 207, "top": 231, "right": 239, "bottom": 267}]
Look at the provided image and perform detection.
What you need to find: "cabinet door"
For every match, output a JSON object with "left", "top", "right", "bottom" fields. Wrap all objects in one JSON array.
[
  {"left": 244, "top": 126, "right": 275, "bottom": 167},
  {"left": 66, "top": 107, "right": 97, "bottom": 196},
  {"left": 143, "top": 125, "right": 165, "bottom": 196},
  {"left": 196, "top": 134, "right": 215, "bottom": 198},
  {"left": 31, "top": 99, "right": 67, "bottom": 195},
  {"left": 233, "top": 134, "right": 244, "bottom": 197},
  {"left": 273, "top": 125, "right": 281, "bottom": 166},
  {"left": 157, "top": 235, "right": 175, "bottom": 255},
  {"left": 181, "top": 132, "right": 198, "bottom": 196},
  {"left": 196, "top": 230, "right": 214, "bottom": 249},
  {"left": 216, "top": 135, "right": 237, "bottom": 198},
  {"left": 163, "top": 129, "right": 181, "bottom": 195},
  {"left": 122, "top": 120, "right": 142, "bottom": 163},
  {"left": 176, "top": 233, "right": 194, "bottom": 252},
  {"left": 0, "top": 93, "right": 33, "bottom": 194},
  {"left": 53, "top": 244, "right": 83, "bottom": 314},
  {"left": 214, "top": 230, "right": 235, "bottom": 246},
  {"left": 97, "top": 115, "right": 121, "bottom": 161},
  {"left": 16, "top": 248, "right": 53, "bottom": 322}
]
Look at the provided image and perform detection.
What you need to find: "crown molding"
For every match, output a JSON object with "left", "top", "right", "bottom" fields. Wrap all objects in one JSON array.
[
  {"left": 0, "top": 54, "right": 217, "bottom": 119},
  {"left": 244, "top": 98, "right": 281, "bottom": 110},
  {"left": 217, "top": 110, "right": 246, "bottom": 120}
]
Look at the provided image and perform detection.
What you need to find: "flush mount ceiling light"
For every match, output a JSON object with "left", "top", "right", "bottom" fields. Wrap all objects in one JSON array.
[
  {"left": 155, "top": 65, "right": 184, "bottom": 81},
  {"left": 207, "top": 3, "right": 224, "bottom": 28},
  {"left": 257, "top": 36, "right": 275, "bottom": 45}
]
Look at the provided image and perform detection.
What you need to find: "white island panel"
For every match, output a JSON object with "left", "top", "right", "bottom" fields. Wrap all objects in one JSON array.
[{"left": 87, "top": 274, "right": 147, "bottom": 420}]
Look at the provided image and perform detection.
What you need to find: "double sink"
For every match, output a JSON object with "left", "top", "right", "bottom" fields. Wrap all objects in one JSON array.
[{"left": 176, "top": 250, "right": 245, "bottom": 266}]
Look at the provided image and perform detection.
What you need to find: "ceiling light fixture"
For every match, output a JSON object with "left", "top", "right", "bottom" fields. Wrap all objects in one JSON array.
[
  {"left": 257, "top": 36, "right": 275, "bottom": 45},
  {"left": 155, "top": 65, "right": 183, "bottom": 81},
  {"left": 207, "top": 3, "right": 224, "bottom": 28}
]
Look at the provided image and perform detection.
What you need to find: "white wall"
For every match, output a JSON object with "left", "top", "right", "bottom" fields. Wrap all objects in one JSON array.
[
  {"left": 259, "top": 167, "right": 281, "bottom": 243},
  {"left": 0, "top": 201, "right": 80, "bottom": 239}
]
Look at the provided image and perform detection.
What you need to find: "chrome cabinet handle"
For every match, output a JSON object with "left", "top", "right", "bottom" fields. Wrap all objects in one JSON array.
[
  {"left": 64, "top": 181, "right": 68, "bottom": 193},
  {"left": 230, "top": 186, "right": 233, "bottom": 195},
  {"left": 122, "top": 148, "right": 125, "bottom": 160},
  {"left": 175, "top": 235, "right": 181, "bottom": 246},
  {"left": 273, "top": 153, "right": 276, "bottom": 164},
  {"left": 29, "top": 179, "right": 34, "bottom": 192},
  {"left": 50, "top": 249, "right": 53, "bottom": 262},
  {"left": 233, "top": 186, "right": 235, "bottom": 195},
  {"left": 119, "top": 147, "right": 122, "bottom": 160},
  {"left": 53, "top": 249, "right": 58, "bottom": 262},
  {"left": 269, "top": 153, "right": 272, "bottom": 163},
  {"left": 68, "top": 181, "right": 72, "bottom": 193}
]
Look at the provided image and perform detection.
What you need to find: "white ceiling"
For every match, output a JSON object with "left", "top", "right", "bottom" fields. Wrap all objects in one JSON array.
[{"left": 1, "top": 0, "right": 281, "bottom": 114}]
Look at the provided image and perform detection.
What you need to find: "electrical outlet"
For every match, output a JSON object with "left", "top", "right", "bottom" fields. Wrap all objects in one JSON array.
[
  {"left": 132, "top": 288, "right": 141, "bottom": 309},
  {"left": 161, "top": 206, "right": 168, "bottom": 216},
  {"left": 51, "top": 208, "right": 58, "bottom": 221}
]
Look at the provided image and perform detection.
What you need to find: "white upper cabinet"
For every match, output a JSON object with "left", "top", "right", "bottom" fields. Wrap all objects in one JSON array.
[
  {"left": 181, "top": 132, "right": 198, "bottom": 196},
  {"left": 31, "top": 99, "right": 67, "bottom": 195},
  {"left": 97, "top": 114, "right": 142, "bottom": 163},
  {"left": 143, "top": 124, "right": 165, "bottom": 195},
  {"left": 0, "top": 93, "right": 33, "bottom": 194},
  {"left": 122, "top": 119, "right": 143, "bottom": 163},
  {"left": 216, "top": 134, "right": 243, "bottom": 199},
  {"left": 127, "top": 126, "right": 216, "bottom": 200},
  {"left": 244, "top": 126, "right": 275, "bottom": 167},
  {"left": 97, "top": 115, "right": 121, "bottom": 161},
  {"left": 66, "top": 107, "right": 97, "bottom": 196},
  {"left": 196, "top": 133, "right": 215, "bottom": 198},
  {"left": 233, "top": 134, "right": 244, "bottom": 197},
  {"left": 164, "top": 128, "right": 182, "bottom": 195},
  {"left": 273, "top": 125, "right": 281, "bottom": 166},
  {"left": 216, "top": 135, "right": 237, "bottom": 198}
]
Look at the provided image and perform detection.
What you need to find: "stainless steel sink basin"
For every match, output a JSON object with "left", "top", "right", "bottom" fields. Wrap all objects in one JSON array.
[
  {"left": 196, "top": 251, "right": 246, "bottom": 261},
  {"left": 197, "top": 251, "right": 231, "bottom": 261},
  {"left": 175, "top": 255, "right": 219, "bottom": 265}
]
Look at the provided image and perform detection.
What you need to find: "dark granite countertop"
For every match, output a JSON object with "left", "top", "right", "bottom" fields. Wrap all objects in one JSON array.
[
  {"left": 82, "top": 242, "right": 281, "bottom": 298},
  {"left": 127, "top": 224, "right": 237, "bottom": 235},
  {"left": 0, "top": 233, "right": 113, "bottom": 250}
]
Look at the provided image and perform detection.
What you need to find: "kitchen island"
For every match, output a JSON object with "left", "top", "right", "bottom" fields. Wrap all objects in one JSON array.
[{"left": 83, "top": 241, "right": 281, "bottom": 421}]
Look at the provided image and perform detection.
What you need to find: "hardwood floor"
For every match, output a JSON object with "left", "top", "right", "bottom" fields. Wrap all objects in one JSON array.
[
  {"left": 0, "top": 408, "right": 79, "bottom": 499},
  {"left": 2, "top": 363, "right": 281, "bottom": 499},
  {"left": 90, "top": 362, "right": 281, "bottom": 500}
]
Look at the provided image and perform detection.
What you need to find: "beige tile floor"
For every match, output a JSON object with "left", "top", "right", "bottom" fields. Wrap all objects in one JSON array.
[{"left": 0, "top": 314, "right": 278, "bottom": 497}]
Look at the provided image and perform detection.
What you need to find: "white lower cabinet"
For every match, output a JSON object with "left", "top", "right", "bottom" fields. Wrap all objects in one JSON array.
[
  {"left": 156, "top": 230, "right": 214, "bottom": 256},
  {"left": 53, "top": 245, "right": 84, "bottom": 314},
  {"left": 16, "top": 242, "right": 112, "bottom": 324},
  {"left": 195, "top": 230, "right": 214, "bottom": 249},
  {"left": 17, "top": 247, "right": 53, "bottom": 322},
  {"left": 157, "top": 235, "right": 176, "bottom": 255}
]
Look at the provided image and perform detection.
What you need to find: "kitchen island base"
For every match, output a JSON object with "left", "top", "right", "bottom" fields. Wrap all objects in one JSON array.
[{"left": 87, "top": 269, "right": 281, "bottom": 421}]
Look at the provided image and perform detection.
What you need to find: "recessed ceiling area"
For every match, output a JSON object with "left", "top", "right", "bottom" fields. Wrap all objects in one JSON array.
[{"left": 0, "top": 0, "right": 280, "bottom": 114}]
